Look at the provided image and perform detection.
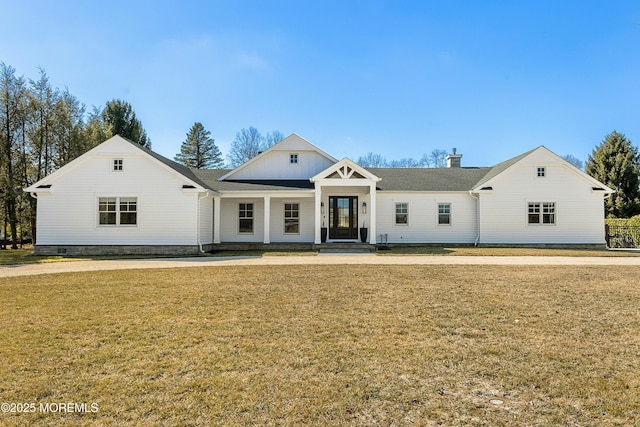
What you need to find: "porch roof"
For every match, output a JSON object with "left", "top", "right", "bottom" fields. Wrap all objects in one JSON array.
[{"left": 192, "top": 169, "right": 314, "bottom": 191}]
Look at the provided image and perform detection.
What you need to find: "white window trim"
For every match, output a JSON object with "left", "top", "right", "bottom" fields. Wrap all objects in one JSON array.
[
  {"left": 527, "top": 201, "right": 556, "bottom": 226},
  {"left": 238, "top": 202, "right": 254, "bottom": 234},
  {"left": 394, "top": 202, "right": 409, "bottom": 226},
  {"left": 112, "top": 158, "right": 124, "bottom": 172},
  {"left": 536, "top": 166, "right": 546, "bottom": 178},
  {"left": 289, "top": 153, "right": 299, "bottom": 165},
  {"left": 97, "top": 196, "right": 138, "bottom": 227},
  {"left": 437, "top": 202, "right": 452, "bottom": 226},
  {"left": 283, "top": 201, "right": 300, "bottom": 235}
]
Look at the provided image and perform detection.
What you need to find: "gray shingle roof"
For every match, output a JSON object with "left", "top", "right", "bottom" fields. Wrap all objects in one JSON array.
[
  {"left": 120, "top": 136, "right": 213, "bottom": 190},
  {"left": 125, "top": 136, "right": 537, "bottom": 193},
  {"left": 471, "top": 147, "right": 538, "bottom": 189},
  {"left": 368, "top": 167, "right": 493, "bottom": 192}
]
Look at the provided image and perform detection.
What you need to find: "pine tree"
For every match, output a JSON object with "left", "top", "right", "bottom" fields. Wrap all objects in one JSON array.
[
  {"left": 586, "top": 130, "right": 640, "bottom": 218},
  {"left": 174, "top": 122, "right": 224, "bottom": 169},
  {"left": 101, "top": 99, "right": 151, "bottom": 148}
]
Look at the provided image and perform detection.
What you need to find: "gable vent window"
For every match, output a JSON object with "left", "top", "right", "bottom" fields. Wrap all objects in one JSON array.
[
  {"left": 290, "top": 153, "right": 298, "bottom": 164},
  {"left": 537, "top": 167, "right": 546, "bottom": 177},
  {"left": 113, "top": 159, "right": 124, "bottom": 171}
]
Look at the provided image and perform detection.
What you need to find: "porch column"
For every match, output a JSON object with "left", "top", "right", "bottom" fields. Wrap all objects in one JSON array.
[
  {"left": 263, "top": 196, "right": 271, "bottom": 244},
  {"left": 369, "top": 183, "right": 377, "bottom": 244},
  {"left": 314, "top": 186, "right": 322, "bottom": 244},
  {"left": 213, "top": 196, "right": 221, "bottom": 244}
]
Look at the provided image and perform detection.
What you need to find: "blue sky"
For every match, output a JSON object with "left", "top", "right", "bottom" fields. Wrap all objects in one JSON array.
[{"left": 2, "top": 0, "right": 639, "bottom": 166}]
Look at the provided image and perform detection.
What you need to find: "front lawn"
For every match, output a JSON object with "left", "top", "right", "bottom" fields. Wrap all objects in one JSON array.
[{"left": 1, "top": 265, "right": 639, "bottom": 425}]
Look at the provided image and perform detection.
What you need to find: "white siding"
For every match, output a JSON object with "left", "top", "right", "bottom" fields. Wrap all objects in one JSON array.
[
  {"left": 199, "top": 194, "right": 214, "bottom": 244},
  {"left": 219, "top": 198, "right": 264, "bottom": 242},
  {"left": 478, "top": 160, "right": 606, "bottom": 244},
  {"left": 375, "top": 192, "right": 477, "bottom": 243},
  {"left": 219, "top": 197, "right": 315, "bottom": 242},
  {"left": 34, "top": 149, "right": 202, "bottom": 246},
  {"left": 230, "top": 150, "right": 334, "bottom": 180},
  {"left": 270, "top": 198, "right": 315, "bottom": 242}
]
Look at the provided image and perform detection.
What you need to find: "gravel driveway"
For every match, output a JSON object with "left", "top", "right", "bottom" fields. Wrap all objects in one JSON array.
[{"left": 2, "top": 254, "right": 640, "bottom": 278}]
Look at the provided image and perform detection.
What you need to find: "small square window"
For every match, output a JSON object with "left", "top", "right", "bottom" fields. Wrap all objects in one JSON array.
[
  {"left": 113, "top": 159, "right": 123, "bottom": 171},
  {"left": 537, "top": 167, "right": 545, "bottom": 177},
  {"left": 290, "top": 153, "right": 298, "bottom": 164}
]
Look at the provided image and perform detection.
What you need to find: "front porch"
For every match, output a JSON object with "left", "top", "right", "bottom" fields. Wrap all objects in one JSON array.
[
  {"left": 207, "top": 242, "right": 376, "bottom": 253},
  {"left": 210, "top": 158, "right": 381, "bottom": 246}
]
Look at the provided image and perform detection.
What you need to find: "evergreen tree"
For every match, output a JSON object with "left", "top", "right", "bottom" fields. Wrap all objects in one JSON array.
[
  {"left": 101, "top": 99, "right": 151, "bottom": 148},
  {"left": 174, "top": 122, "right": 223, "bottom": 169},
  {"left": 586, "top": 130, "right": 640, "bottom": 218}
]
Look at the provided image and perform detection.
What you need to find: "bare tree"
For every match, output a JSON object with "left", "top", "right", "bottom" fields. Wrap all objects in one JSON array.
[
  {"left": 227, "top": 127, "right": 283, "bottom": 167},
  {"left": 357, "top": 152, "right": 388, "bottom": 167},
  {"left": 430, "top": 149, "right": 447, "bottom": 167},
  {"left": 227, "top": 127, "right": 264, "bottom": 167},
  {"left": 563, "top": 154, "right": 584, "bottom": 170}
]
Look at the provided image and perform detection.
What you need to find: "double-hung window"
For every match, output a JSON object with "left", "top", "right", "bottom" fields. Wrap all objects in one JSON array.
[
  {"left": 99, "top": 197, "right": 137, "bottom": 226},
  {"left": 284, "top": 203, "right": 299, "bottom": 234},
  {"left": 528, "top": 202, "right": 555, "bottom": 225},
  {"left": 438, "top": 203, "right": 451, "bottom": 225},
  {"left": 99, "top": 198, "right": 117, "bottom": 225},
  {"left": 239, "top": 203, "right": 254, "bottom": 233},
  {"left": 119, "top": 198, "right": 137, "bottom": 225},
  {"left": 395, "top": 202, "right": 408, "bottom": 225}
]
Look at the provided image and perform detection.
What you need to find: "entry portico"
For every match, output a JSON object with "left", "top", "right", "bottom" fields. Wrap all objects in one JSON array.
[{"left": 310, "top": 158, "right": 380, "bottom": 244}]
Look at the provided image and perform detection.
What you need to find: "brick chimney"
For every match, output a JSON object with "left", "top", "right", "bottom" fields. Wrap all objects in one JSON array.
[{"left": 446, "top": 148, "right": 462, "bottom": 168}]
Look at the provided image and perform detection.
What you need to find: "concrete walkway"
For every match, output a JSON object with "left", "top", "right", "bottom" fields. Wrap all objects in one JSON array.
[{"left": 2, "top": 254, "right": 640, "bottom": 278}]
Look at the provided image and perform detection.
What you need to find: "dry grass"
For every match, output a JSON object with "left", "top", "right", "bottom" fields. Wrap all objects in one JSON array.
[
  {"left": 2, "top": 246, "right": 639, "bottom": 266},
  {"left": 379, "top": 246, "right": 640, "bottom": 257},
  {"left": 1, "top": 265, "right": 639, "bottom": 425}
]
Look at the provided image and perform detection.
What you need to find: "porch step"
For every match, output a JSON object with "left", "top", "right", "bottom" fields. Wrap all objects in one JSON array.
[{"left": 315, "top": 243, "right": 375, "bottom": 254}]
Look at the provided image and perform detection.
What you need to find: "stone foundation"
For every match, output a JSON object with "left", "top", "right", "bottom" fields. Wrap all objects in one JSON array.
[{"left": 33, "top": 245, "right": 202, "bottom": 256}]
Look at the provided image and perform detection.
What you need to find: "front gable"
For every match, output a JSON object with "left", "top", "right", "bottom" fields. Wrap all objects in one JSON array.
[
  {"left": 219, "top": 134, "right": 338, "bottom": 181},
  {"left": 472, "top": 146, "right": 614, "bottom": 194},
  {"left": 25, "top": 135, "right": 212, "bottom": 194},
  {"left": 311, "top": 158, "right": 381, "bottom": 183}
]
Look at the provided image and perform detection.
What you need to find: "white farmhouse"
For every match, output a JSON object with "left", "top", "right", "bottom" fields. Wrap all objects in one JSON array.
[{"left": 24, "top": 134, "right": 613, "bottom": 255}]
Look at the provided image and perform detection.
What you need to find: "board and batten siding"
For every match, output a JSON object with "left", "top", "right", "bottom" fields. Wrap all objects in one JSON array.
[
  {"left": 375, "top": 192, "right": 478, "bottom": 244},
  {"left": 34, "top": 151, "right": 201, "bottom": 246},
  {"left": 478, "top": 159, "right": 607, "bottom": 244},
  {"left": 229, "top": 150, "right": 334, "bottom": 180}
]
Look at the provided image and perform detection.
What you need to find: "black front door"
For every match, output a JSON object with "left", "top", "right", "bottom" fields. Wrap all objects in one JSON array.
[{"left": 329, "top": 196, "right": 358, "bottom": 239}]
